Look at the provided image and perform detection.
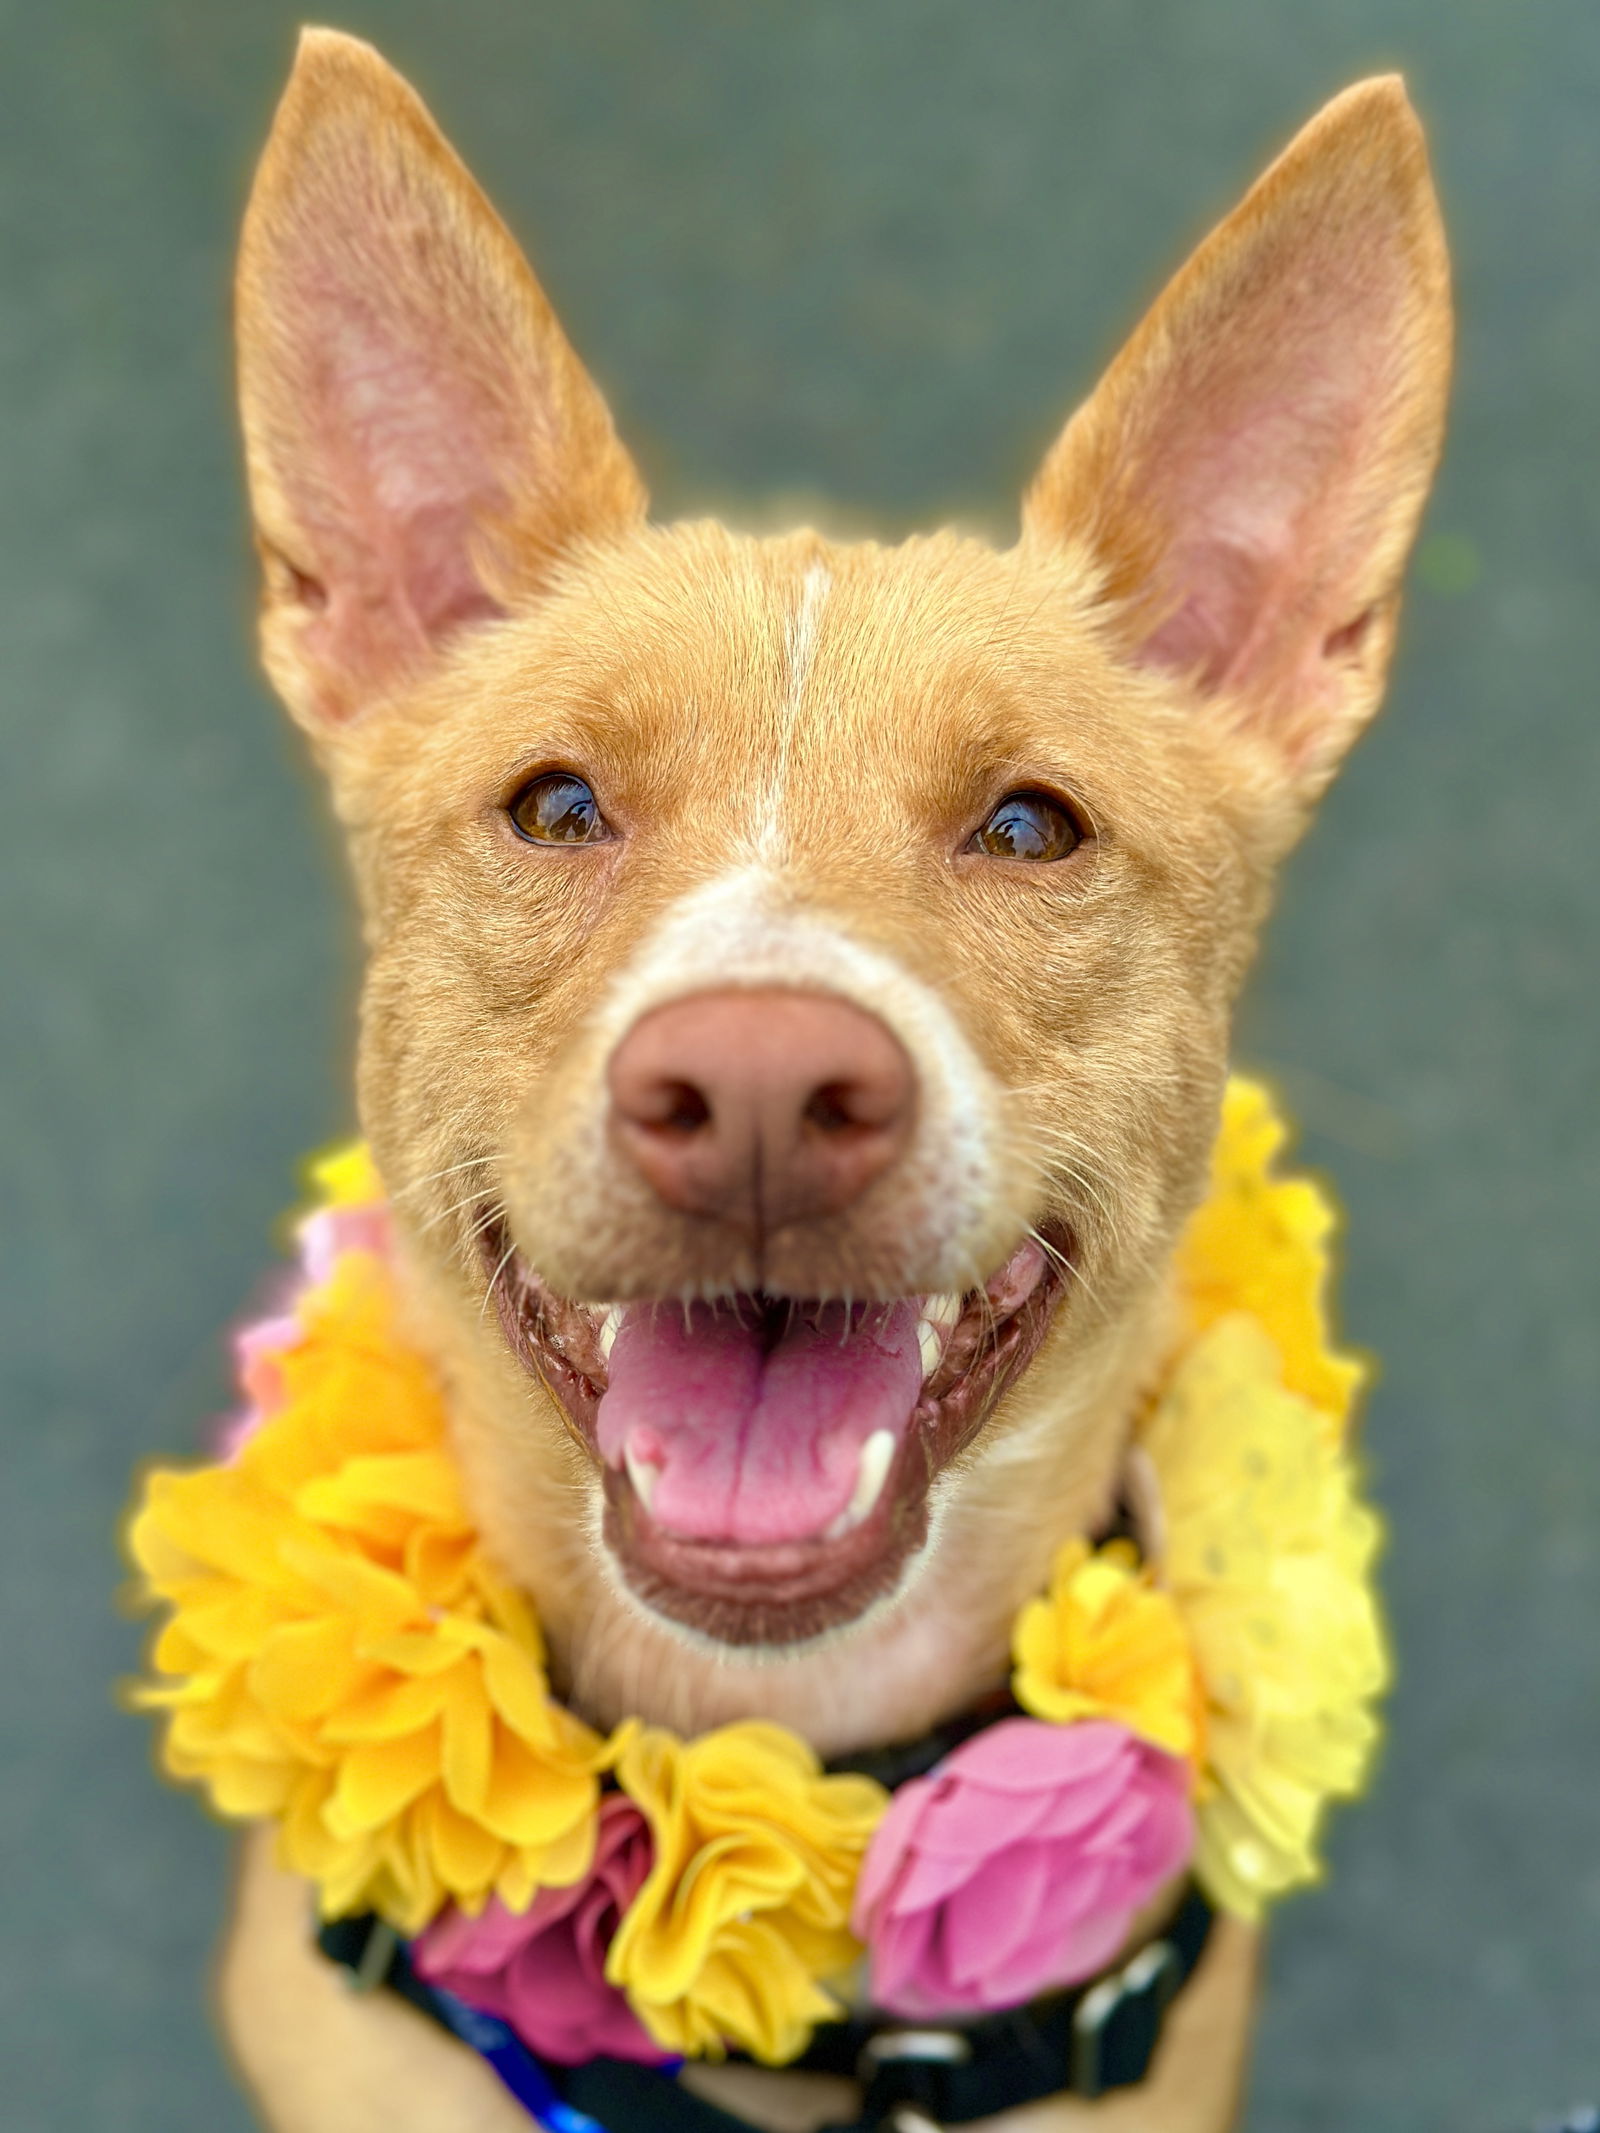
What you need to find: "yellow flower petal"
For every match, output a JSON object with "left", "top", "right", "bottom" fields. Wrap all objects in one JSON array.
[
  {"left": 247, "top": 1618, "right": 370, "bottom": 1724},
  {"left": 125, "top": 1155, "right": 600, "bottom": 1930},
  {"left": 475, "top": 1625, "right": 569, "bottom": 1747},
  {"left": 609, "top": 1723, "right": 886, "bottom": 2064},
  {"left": 319, "top": 1672, "right": 454, "bottom": 1744},
  {"left": 309, "top": 1141, "right": 382, "bottom": 1208},
  {"left": 421, "top": 1787, "right": 504, "bottom": 1897},
  {"left": 298, "top": 1451, "right": 469, "bottom": 1546},
  {"left": 478, "top": 1731, "right": 600, "bottom": 1849},
  {"left": 440, "top": 1672, "right": 493, "bottom": 1815},
  {"left": 1177, "top": 1078, "right": 1364, "bottom": 1436},
  {"left": 1142, "top": 1315, "right": 1388, "bottom": 1920},
  {"left": 514, "top": 1808, "right": 597, "bottom": 1894},
  {"left": 326, "top": 1729, "right": 443, "bottom": 1837},
  {"left": 1012, "top": 1536, "right": 1203, "bottom": 1763}
]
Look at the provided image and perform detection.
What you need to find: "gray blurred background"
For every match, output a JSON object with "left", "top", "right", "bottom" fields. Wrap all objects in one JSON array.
[{"left": 3, "top": 3, "right": 1598, "bottom": 2128}]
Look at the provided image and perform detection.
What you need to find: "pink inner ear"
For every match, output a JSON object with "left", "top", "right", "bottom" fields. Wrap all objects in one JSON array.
[
  {"left": 278, "top": 273, "right": 528, "bottom": 706},
  {"left": 1128, "top": 311, "right": 1389, "bottom": 699},
  {"left": 1026, "top": 80, "right": 1449, "bottom": 768},
  {"left": 1140, "top": 538, "right": 1265, "bottom": 687},
  {"left": 240, "top": 34, "right": 647, "bottom": 727}
]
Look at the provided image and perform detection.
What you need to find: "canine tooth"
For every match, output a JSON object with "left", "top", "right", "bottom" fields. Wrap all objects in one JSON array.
[
  {"left": 623, "top": 1440, "right": 660, "bottom": 1514},
  {"left": 916, "top": 1293, "right": 961, "bottom": 1377},
  {"left": 825, "top": 1428, "right": 897, "bottom": 1540},
  {"left": 596, "top": 1306, "right": 624, "bottom": 1362},
  {"left": 917, "top": 1316, "right": 944, "bottom": 1378}
]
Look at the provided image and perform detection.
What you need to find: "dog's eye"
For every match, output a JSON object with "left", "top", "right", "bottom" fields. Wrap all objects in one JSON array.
[
  {"left": 968, "top": 790, "right": 1083, "bottom": 863},
  {"left": 507, "top": 772, "right": 610, "bottom": 845}
]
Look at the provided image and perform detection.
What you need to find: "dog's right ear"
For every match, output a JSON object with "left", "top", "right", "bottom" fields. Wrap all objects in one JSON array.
[
  {"left": 1023, "top": 78, "right": 1450, "bottom": 799},
  {"left": 237, "top": 30, "right": 646, "bottom": 730}
]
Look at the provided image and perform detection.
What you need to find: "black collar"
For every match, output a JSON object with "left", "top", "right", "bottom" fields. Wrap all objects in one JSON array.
[{"left": 318, "top": 1881, "right": 1213, "bottom": 2131}]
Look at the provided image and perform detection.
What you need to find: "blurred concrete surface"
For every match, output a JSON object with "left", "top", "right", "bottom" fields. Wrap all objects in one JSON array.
[{"left": 2, "top": 3, "right": 1597, "bottom": 2128}]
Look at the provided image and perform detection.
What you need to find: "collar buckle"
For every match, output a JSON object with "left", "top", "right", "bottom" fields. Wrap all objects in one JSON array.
[
  {"left": 1069, "top": 1933, "right": 1183, "bottom": 2098},
  {"left": 857, "top": 2030, "right": 970, "bottom": 2133},
  {"left": 857, "top": 2029, "right": 973, "bottom": 2075}
]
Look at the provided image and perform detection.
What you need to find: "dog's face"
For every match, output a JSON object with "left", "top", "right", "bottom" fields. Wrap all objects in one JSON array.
[{"left": 236, "top": 35, "right": 1447, "bottom": 1687}]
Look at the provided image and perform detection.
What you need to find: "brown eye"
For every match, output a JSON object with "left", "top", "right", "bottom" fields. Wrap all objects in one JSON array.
[
  {"left": 507, "top": 772, "right": 610, "bottom": 845},
  {"left": 968, "top": 790, "right": 1083, "bottom": 862}
]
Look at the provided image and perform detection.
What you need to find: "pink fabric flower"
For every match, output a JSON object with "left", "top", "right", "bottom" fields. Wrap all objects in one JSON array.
[
  {"left": 299, "top": 1201, "right": 390, "bottom": 1284},
  {"left": 213, "top": 1301, "right": 299, "bottom": 1459},
  {"left": 413, "top": 1794, "right": 667, "bottom": 2065},
  {"left": 214, "top": 1204, "right": 392, "bottom": 1460},
  {"left": 852, "top": 1717, "right": 1193, "bottom": 2017}
]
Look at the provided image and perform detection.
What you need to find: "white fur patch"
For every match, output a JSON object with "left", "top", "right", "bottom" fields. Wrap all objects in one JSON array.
[
  {"left": 786, "top": 562, "right": 830, "bottom": 713},
  {"left": 756, "top": 562, "right": 831, "bottom": 861}
]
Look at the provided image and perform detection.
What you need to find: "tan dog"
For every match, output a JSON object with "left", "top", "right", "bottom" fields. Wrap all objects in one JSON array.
[{"left": 214, "top": 28, "right": 1449, "bottom": 2132}]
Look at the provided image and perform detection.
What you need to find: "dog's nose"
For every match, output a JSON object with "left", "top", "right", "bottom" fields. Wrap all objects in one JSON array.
[{"left": 608, "top": 988, "right": 914, "bottom": 1232}]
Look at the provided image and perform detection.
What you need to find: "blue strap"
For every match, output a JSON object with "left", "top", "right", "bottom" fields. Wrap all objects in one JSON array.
[{"left": 427, "top": 1987, "right": 611, "bottom": 2133}]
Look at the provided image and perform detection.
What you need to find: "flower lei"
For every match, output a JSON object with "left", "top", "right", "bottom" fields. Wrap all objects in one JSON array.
[{"left": 125, "top": 1079, "right": 1386, "bottom": 2068}]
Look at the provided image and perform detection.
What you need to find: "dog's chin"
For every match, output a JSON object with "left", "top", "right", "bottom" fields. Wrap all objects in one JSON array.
[{"left": 480, "top": 1222, "right": 1068, "bottom": 1649}]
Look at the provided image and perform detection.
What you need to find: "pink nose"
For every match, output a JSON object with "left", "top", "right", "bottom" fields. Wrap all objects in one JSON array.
[{"left": 608, "top": 988, "right": 915, "bottom": 1233}]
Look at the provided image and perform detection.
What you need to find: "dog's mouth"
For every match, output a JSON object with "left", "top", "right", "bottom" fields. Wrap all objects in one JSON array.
[{"left": 482, "top": 1225, "right": 1067, "bottom": 1646}]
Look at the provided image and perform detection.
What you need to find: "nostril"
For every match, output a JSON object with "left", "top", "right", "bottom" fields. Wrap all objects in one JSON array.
[
  {"left": 649, "top": 1080, "right": 712, "bottom": 1135},
  {"left": 803, "top": 1080, "right": 896, "bottom": 1135},
  {"left": 803, "top": 1084, "right": 853, "bottom": 1134}
]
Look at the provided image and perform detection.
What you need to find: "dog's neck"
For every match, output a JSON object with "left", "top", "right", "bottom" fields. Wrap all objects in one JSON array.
[{"left": 406, "top": 1239, "right": 1175, "bottom": 1758}]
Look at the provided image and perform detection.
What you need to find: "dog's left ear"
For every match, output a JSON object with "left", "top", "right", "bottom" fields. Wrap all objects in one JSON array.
[
  {"left": 236, "top": 29, "right": 647, "bottom": 730},
  {"left": 1023, "top": 77, "right": 1450, "bottom": 796}
]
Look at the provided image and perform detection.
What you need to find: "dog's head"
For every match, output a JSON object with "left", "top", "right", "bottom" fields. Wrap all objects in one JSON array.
[{"left": 234, "top": 33, "right": 1448, "bottom": 1672}]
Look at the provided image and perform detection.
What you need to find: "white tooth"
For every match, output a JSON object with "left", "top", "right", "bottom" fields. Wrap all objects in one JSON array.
[
  {"left": 596, "top": 1306, "right": 624, "bottom": 1362},
  {"left": 825, "top": 1428, "right": 897, "bottom": 1540},
  {"left": 916, "top": 1293, "right": 961, "bottom": 1378},
  {"left": 917, "top": 1316, "right": 944, "bottom": 1378},
  {"left": 623, "top": 1440, "right": 660, "bottom": 1514}
]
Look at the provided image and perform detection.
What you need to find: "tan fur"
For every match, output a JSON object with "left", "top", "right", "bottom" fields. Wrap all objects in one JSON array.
[{"left": 216, "top": 28, "right": 1449, "bottom": 2129}]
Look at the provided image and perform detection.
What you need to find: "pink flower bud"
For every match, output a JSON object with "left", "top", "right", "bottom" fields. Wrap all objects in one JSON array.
[
  {"left": 852, "top": 1718, "right": 1193, "bottom": 2017},
  {"left": 414, "top": 1794, "right": 667, "bottom": 2065}
]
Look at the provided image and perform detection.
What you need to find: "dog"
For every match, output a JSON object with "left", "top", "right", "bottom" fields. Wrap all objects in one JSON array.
[{"left": 211, "top": 27, "right": 1449, "bottom": 2131}]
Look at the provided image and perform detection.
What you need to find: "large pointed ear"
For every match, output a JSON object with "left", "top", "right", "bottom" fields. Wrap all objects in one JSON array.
[
  {"left": 1023, "top": 78, "right": 1450, "bottom": 792},
  {"left": 237, "top": 29, "right": 647, "bottom": 729}
]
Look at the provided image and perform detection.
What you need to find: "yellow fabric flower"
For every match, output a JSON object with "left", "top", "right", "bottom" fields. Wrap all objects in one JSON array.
[
  {"left": 1011, "top": 1538, "right": 1203, "bottom": 1763},
  {"left": 309, "top": 1139, "right": 382, "bottom": 1209},
  {"left": 127, "top": 1251, "right": 606, "bottom": 1934},
  {"left": 1177, "top": 1078, "right": 1364, "bottom": 1436},
  {"left": 1141, "top": 1315, "right": 1388, "bottom": 1920},
  {"left": 607, "top": 1721, "right": 887, "bottom": 2064}
]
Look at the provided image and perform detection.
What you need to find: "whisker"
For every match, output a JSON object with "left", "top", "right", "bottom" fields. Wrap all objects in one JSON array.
[
  {"left": 386, "top": 1152, "right": 499, "bottom": 1205},
  {"left": 479, "top": 1233, "right": 518, "bottom": 1323},
  {"left": 1019, "top": 1123, "right": 1118, "bottom": 1184},
  {"left": 1004, "top": 1106, "right": 1127, "bottom": 1253},
  {"left": 1026, "top": 1152, "right": 1122, "bottom": 1252},
  {"left": 967, "top": 1263, "right": 1001, "bottom": 1364},
  {"left": 1006, "top": 1103, "right": 1124, "bottom": 1181},
  {"left": 1009, "top": 1130, "right": 1123, "bottom": 1189},
  {"left": 937, "top": 1246, "right": 1000, "bottom": 1367},
  {"left": 1024, "top": 1223, "right": 1110, "bottom": 1322},
  {"left": 452, "top": 1205, "right": 505, "bottom": 1276},
  {"left": 411, "top": 1188, "right": 500, "bottom": 1239}
]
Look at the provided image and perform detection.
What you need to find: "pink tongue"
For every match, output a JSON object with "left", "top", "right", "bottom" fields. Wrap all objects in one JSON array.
[{"left": 596, "top": 1300, "right": 925, "bottom": 1546}]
